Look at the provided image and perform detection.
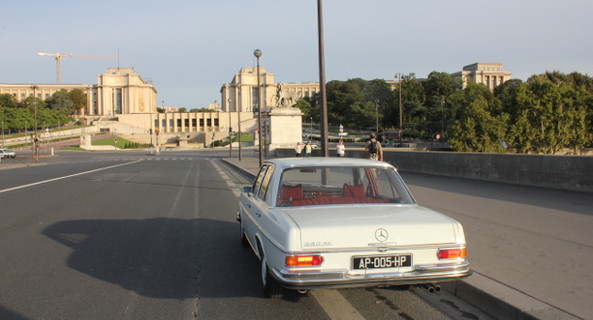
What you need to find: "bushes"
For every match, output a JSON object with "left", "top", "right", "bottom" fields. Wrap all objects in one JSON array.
[{"left": 123, "top": 142, "right": 152, "bottom": 149}]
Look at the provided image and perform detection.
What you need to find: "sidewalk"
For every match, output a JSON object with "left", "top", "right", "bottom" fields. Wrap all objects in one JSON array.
[{"left": 222, "top": 153, "right": 580, "bottom": 320}]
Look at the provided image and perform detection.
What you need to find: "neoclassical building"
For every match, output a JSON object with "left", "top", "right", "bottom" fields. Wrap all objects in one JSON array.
[
  {"left": 220, "top": 67, "right": 320, "bottom": 114},
  {"left": 94, "top": 68, "right": 157, "bottom": 115},
  {"left": 451, "top": 63, "right": 512, "bottom": 90},
  {"left": 0, "top": 67, "right": 157, "bottom": 116}
]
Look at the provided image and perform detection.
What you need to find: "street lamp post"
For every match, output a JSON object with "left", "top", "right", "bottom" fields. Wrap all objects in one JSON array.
[
  {"left": 317, "top": 0, "right": 329, "bottom": 157},
  {"left": 31, "top": 85, "right": 39, "bottom": 163},
  {"left": 395, "top": 73, "right": 403, "bottom": 143},
  {"left": 228, "top": 100, "right": 232, "bottom": 158},
  {"left": 374, "top": 99, "right": 379, "bottom": 134},
  {"left": 254, "top": 49, "right": 263, "bottom": 167},
  {"left": 237, "top": 94, "right": 242, "bottom": 161}
]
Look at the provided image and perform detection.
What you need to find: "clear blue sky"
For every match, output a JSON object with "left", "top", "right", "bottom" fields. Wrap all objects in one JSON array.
[{"left": 2, "top": 0, "right": 591, "bottom": 108}]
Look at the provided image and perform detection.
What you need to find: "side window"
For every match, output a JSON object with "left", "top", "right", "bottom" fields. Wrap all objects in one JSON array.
[
  {"left": 252, "top": 165, "right": 269, "bottom": 197},
  {"left": 258, "top": 165, "right": 275, "bottom": 201}
]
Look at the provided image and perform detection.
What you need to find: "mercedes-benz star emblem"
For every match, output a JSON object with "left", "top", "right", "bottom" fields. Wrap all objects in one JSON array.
[{"left": 375, "top": 228, "right": 389, "bottom": 242}]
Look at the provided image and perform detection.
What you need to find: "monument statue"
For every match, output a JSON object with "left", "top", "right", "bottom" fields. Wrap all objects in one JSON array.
[{"left": 274, "top": 83, "right": 302, "bottom": 108}]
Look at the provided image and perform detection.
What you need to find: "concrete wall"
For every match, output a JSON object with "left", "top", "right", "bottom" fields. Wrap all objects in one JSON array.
[
  {"left": 275, "top": 148, "right": 593, "bottom": 193},
  {"left": 379, "top": 150, "right": 593, "bottom": 193},
  {"left": 2, "top": 127, "right": 99, "bottom": 148}
]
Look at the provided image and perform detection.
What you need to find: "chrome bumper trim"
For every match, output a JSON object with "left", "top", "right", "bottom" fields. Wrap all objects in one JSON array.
[{"left": 272, "top": 261, "right": 471, "bottom": 290}]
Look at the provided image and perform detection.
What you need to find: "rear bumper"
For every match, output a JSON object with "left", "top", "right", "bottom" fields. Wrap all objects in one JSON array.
[{"left": 272, "top": 261, "right": 471, "bottom": 290}]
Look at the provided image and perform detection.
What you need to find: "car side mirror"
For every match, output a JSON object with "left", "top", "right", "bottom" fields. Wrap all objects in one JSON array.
[{"left": 242, "top": 185, "right": 253, "bottom": 195}]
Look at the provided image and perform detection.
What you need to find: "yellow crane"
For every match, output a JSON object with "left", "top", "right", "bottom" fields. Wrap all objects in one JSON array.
[{"left": 37, "top": 52, "right": 117, "bottom": 84}]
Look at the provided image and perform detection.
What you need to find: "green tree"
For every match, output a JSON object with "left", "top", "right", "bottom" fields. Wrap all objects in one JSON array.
[
  {"left": 395, "top": 74, "right": 426, "bottom": 138},
  {"left": 508, "top": 109, "right": 535, "bottom": 153},
  {"left": 68, "top": 89, "right": 87, "bottom": 115},
  {"left": 0, "top": 94, "right": 18, "bottom": 109},
  {"left": 295, "top": 98, "right": 317, "bottom": 122},
  {"left": 363, "top": 79, "right": 394, "bottom": 130},
  {"left": 48, "top": 89, "right": 75, "bottom": 114},
  {"left": 448, "top": 83, "right": 508, "bottom": 152},
  {"left": 524, "top": 79, "right": 570, "bottom": 154},
  {"left": 423, "top": 72, "right": 462, "bottom": 135},
  {"left": 3, "top": 107, "right": 33, "bottom": 132},
  {"left": 565, "top": 106, "right": 590, "bottom": 154}
]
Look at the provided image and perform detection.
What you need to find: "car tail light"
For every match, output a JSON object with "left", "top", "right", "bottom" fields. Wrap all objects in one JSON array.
[
  {"left": 285, "top": 255, "right": 323, "bottom": 267},
  {"left": 437, "top": 248, "right": 467, "bottom": 260}
]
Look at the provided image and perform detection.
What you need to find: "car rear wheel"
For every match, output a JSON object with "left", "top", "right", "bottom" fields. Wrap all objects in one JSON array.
[{"left": 261, "top": 254, "right": 284, "bottom": 298}]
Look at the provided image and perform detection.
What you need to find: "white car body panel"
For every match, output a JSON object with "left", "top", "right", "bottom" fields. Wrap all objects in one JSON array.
[
  {"left": 283, "top": 205, "right": 462, "bottom": 250},
  {"left": 239, "top": 158, "right": 470, "bottom": 291}
]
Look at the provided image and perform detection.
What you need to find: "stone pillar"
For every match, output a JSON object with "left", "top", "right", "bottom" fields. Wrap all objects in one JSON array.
[{"left": 267, "top": 107, "right": 303, "bottom": 155}]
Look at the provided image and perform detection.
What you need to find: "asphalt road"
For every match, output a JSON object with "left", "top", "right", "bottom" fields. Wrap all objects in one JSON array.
[
  {"left": 0, "top": 150, "right": 483, "bottom": 320},
  {"left": 400, "top": 171, "right": 593, "bottom": 320}
]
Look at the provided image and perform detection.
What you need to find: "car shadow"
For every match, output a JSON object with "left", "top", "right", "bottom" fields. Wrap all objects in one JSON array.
[
  {"left": 0, "top": 305, "right": 30, "bottom": 320},
  {"left": 41, "top": 217, "right": 301, "bottom": 300}
]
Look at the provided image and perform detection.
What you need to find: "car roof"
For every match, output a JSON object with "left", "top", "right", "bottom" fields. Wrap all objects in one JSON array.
[{"left": 264, "top": 157, "right": 395, "bottom": 171}]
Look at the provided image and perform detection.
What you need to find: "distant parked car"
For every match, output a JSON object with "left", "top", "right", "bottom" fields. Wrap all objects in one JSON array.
[
  {"left": 237, "top": 158, "right": 471, "bottom": 298},
  {"left": 0, "top": 148, "right": 16, "bottom": 159}
]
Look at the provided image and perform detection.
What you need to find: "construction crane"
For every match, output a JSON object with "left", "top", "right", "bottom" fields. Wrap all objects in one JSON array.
[{"left": 37, "top": 52, "right": 118, "bottom": 84}]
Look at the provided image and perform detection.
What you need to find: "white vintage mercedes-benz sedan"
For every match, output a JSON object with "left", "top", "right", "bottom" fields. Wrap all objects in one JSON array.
[{"left": 237, "top": 158, "right": 470, "bottom": 298}]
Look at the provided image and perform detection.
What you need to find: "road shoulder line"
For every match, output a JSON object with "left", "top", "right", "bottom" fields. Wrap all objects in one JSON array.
[{"left": 0, "top": 160, "right": 142, "bottom": 194}]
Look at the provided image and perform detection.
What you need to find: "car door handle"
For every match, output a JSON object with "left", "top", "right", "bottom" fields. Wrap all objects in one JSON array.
[{"left": 255, "top": 212, "right": 261, "bottom": 217}]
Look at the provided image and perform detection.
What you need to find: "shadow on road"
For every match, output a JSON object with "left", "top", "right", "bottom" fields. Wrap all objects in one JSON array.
[
  {"left": 0, "top": 305, "right": 30, "bottom": 320},
  {"left": 42, "top": 218, "right": 269, "bottom": 300}
]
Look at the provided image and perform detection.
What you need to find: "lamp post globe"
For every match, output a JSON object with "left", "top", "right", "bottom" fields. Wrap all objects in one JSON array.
[{"left": 253, "top": 49, "right": 263, "bottom": 167}]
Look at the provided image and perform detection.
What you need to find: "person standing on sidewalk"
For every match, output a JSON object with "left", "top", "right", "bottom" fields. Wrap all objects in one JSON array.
[
  {"left": 303, "top": 141, "right": 313, "bottom": 157},
  {"left": 335, "top": 139, "right": 346, "bottom": 157},
  {"left": 365, "top": 133, "right": 383, "bottom": 161},
  {"left": 295, "top": 142, "right": 303, "bottom": 157}
]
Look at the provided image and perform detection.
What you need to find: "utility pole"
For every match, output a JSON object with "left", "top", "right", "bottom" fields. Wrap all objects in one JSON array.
[{"left": 317, "top": 0, "right": 329, "bottom": 157}]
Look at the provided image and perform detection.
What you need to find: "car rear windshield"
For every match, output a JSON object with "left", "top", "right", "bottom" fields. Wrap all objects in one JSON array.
[{"left": 276, "top": 166, "right": 415, "bottom": 207}]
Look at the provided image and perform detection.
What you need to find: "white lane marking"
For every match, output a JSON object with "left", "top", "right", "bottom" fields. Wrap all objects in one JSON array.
[
  {"left": 0, "top": 160, "right": 143, "bottom": 194},
  {"left": 211, "top": 160, "right": 241, "bottom": 197},
  {"left": 311, "top": 290, "right": 366, "bottom": 320}
]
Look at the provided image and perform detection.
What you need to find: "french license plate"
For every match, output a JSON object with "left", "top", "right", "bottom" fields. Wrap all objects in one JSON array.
[{"left": 353, "top": 255, "right": 412, "bottom": 269}]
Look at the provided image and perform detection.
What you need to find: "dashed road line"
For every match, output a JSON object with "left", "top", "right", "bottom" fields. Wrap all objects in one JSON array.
[{"left": 211, "top": 160, "right": 241, "bottom": 197}]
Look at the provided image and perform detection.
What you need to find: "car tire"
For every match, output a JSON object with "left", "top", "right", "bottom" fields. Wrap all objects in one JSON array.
[{"left": 261, "top": 254, "right": 284, "bottom": 298}]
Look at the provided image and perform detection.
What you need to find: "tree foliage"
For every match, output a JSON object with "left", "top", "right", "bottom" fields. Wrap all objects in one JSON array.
[
  {"left": 448, "top": 83, "right": 508, "bottom": 152},
  {"left": 0, "top": 92, "right": 74, "bottom": 134},
  {"left": 295, "top": 71, "right": 593, "bottom": 154},
  {"left": 48, "top": 89, "right": 75, "bottom": 114},
  {"left": 68, "top": 89, "right": 87, "bottom": 114}
]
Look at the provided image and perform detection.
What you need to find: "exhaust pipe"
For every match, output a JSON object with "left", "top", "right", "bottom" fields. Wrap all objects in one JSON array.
[{"left": 420, "top": 284, "right": 441, "bottom": 294}]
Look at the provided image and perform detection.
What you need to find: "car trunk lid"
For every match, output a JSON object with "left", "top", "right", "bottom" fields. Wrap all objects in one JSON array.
[{"left": 283, "top": 205, "right": 461, "bottom": 249}]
